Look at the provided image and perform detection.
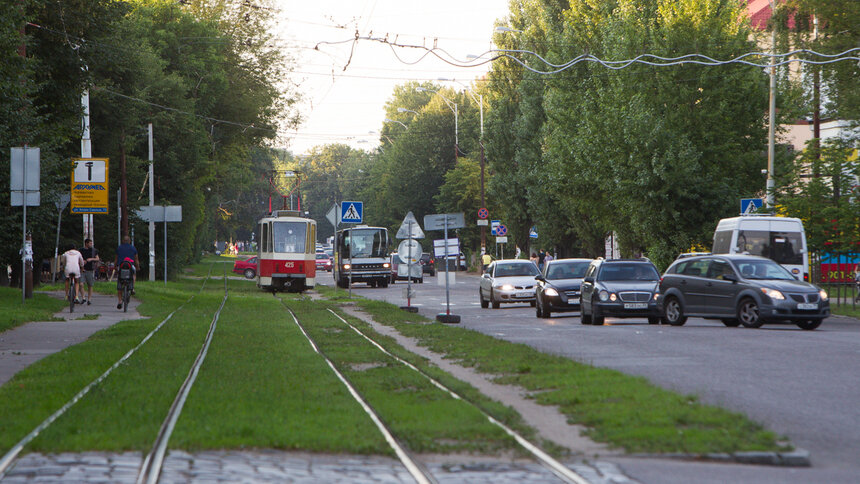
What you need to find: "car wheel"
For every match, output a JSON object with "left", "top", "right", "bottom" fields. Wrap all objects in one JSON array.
[
  {"left": 738, "top": 298, "right": 763, "bottom": 328},
  {"left": 535, "top": 301, "right": 542, "bottom": 318},
  {"left": 721, "top": 318, "right": 740, "bottom": 327},
  {"left": 243, "top": 268, "right": 255, "bottom": 279},
  {"left": 795, "top": 319, "right": 821, "bottom": 331},
  {"left": 491, "top": 290, "right": 500, "bottom": 309},
  {"left": 480, "top": 289, "right": 489, "bottom": 309},
  {"left": 592, "top": 299, "right": 605, "bottom": 325},
  {"left": 647, "top": 317, "right": 660, "bottom": 325},
  {"left": 542, "top": 300, "right": 551, "bottom": 319},
  {"left": 663, "top": 297, "right": 687, "bottom": 326}
]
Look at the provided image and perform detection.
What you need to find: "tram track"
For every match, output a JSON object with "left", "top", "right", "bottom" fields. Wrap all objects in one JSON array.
[{"left": 0, "top": 265, "right": 219, "bottom": 480}]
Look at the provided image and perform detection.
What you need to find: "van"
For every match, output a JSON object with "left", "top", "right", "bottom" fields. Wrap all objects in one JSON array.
[{"left": 712, "top": 215, "right": 808, "bottom": 281}]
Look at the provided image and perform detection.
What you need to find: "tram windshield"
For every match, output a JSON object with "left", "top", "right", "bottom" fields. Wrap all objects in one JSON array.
[
  {"left": 339, "top": 228, "right": 387, "bottom": 258},
  {"left": 273, "top": 222, "right": 306, "bottom": 253}
]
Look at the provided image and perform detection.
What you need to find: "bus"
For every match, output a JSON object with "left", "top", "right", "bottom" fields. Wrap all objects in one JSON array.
[
  {"left": 334, "top": 225, "right": 390, "bottom": 288},
  {"left": 712, "top": 215, "right": 809, "bottom": 281}
]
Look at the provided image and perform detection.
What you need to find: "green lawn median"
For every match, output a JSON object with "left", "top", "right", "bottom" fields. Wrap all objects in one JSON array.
[
  {"left": 314, "top": 285, "right": 789, "bottom": 456},
  {"left": 0, "top": 286, "right": 66, "bottom": 333}
]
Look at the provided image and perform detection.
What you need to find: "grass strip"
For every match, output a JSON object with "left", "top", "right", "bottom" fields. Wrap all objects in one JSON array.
[
  {"left": 169, "top": 289, "right": 390, "bottom": 454},
  {"left": 0, "top": 286, "right": 66, "bottom": 332},
  {"left": 315, "top": 285, "right": 787, "bottom": 455},
  {"left": 277, "top": 299, "right": 522, "bottom": 456},
  {"left": 0, "top": 277, "right": 214, "bottom": 453}
]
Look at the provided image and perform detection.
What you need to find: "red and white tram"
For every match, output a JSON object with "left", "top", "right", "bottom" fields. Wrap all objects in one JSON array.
[{"left": 256, "top": 210, "right": 316, "bottom": 292}]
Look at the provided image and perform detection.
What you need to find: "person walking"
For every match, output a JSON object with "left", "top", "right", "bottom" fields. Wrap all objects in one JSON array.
[
  {"left": 80, "top": 238, "right": 100, "bottom": 305},
  {"left": 538, "top": 249, "right": 546, "bottom": 272},
  {"left": 60, "top": 243, "right": 85, "bottom": 304},
  {"left": 481, "top": 251, "right": 494, "bottom": 273},
  {"left": 114, "top": 235, "right": 140, "bottom": 310}
]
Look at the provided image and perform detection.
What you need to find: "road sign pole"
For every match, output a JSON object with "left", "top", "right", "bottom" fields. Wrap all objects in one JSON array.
[
  {"left": 443, "top": 216, "right": 449, "bottom": 315},
  {"left": 407, "top": 220, "right": 412, "bottom": 308},
  {"left": 21, "top": 145, "right": 27, "bottom": 304},
  {"left": 348, "top": 230, "right": 353, "bottom": 299}
]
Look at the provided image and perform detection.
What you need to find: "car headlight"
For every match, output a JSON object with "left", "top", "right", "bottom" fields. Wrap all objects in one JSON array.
[
  {"left": 599, "top": 290, "right": 610, "bottom": 302},
  {"left": 544, "top": 288, "right": 559, "bottom": 297},
  {"left": 343, "top": 264, "right": 351, "bottom": 270},
  {"left": 760, "top": 287, "right": 785, "bottom": 300},
  {"left": 499, "top": 284, "right": 515, "bottom": 291},
  {"left": 653, "top": 293, "right": 660, "bottom": 300},
  {"left": 819, "top": 289, "right": 828, "bottom": 301},
  {"left": 383, "top": 263, "right": 390, "bottom": 268}
]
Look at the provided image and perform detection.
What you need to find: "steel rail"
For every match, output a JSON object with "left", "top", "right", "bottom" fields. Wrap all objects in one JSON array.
[
  {"left": 0, "top": 265, "right": 216, "bottom": 479},
  {"left": 327, "top": 308, "right": 592, "bottom": 484},
  {"left": 281, "top": 302, "right": 435, "bottom": 484},
  {"left": 136, "top": 273, "right": 229, "bottom": 484}
]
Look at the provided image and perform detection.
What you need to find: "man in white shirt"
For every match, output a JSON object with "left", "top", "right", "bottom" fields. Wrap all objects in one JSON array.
[{"left": 61, "top": 243, "right": 85, "bottom": 304}]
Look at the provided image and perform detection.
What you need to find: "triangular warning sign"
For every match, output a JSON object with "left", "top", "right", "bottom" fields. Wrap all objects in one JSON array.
[
  {"left": 344, "top": 203, "right": 360, "bottom": 221},
  {"left": 396, "top": 211, "right": 425, "bottom": 239}
]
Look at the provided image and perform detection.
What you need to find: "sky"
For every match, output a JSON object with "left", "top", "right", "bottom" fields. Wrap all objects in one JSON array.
[{"left": 272, "top": 0, "right": 511, "bottom": 155}]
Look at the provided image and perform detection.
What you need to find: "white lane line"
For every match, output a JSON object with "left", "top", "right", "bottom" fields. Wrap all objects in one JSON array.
[
  {"left": 285, "top": 305, "right": 433, "bottom": 484},
  {"left": 328, "top": 309, "right": 592, "bottom": 484}
]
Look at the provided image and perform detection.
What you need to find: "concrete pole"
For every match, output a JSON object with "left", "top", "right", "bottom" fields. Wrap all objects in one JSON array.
[
  {"left": 81, "top": 89, "right": 93, "bottom": 242},
  {"left": 148, "top": 123, "right": 155, "bottom": 281},
  {"left": 766, "top": 0, "right": 777, "bottom": 209}
]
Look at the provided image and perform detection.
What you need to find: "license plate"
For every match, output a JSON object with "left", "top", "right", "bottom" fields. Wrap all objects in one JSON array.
[
  {"left": 569, "top": 298, "right": 580, "bottom": 305},
  {"left": 624, "top": 303, "right": 648, "bottom": 309},
  {"left": 797, "top": 303, "right": 817, "bottom": 310},
  {"left": 516, "top": 291, "right": 532, "bottom": 298}
]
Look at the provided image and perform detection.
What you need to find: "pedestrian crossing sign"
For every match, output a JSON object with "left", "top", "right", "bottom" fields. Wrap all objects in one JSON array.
[{"left": 341, "top": 201, "right": 363, "bottom": 223}]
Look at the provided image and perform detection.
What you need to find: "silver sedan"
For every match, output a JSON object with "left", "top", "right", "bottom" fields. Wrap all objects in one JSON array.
[{"left": 479, "top": 259, "right": 539, "bottom": 309}]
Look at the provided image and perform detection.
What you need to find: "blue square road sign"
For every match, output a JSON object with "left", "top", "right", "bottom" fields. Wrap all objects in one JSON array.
[{"left": 341, "top": 201, "right": 363, "bottom": 223}]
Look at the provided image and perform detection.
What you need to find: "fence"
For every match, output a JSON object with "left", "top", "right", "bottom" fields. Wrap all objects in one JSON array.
[{"left": 810, "top": 252, "right": 859, "bottom": 310}]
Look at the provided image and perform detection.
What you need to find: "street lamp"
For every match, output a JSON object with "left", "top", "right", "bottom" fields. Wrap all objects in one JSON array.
[
  {"left": 383, "top": 118, "right": 408, "bottom": 129},
  {"left": 415, "top": 86, "right": 458, "bottom": 158},
  {"left": 494, "top": 26, "right": 523, "bottom": 33},
  {"left": 397, "top": 107, "right": 419, "bottom": 115},
  {"left": 439, "top": 79, "right": 487, "bottom": 252}
]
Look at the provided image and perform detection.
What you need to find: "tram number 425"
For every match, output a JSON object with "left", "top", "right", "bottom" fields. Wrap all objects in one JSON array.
[{"left": 283, "top": 261, "right": 295, "bottom": 269}]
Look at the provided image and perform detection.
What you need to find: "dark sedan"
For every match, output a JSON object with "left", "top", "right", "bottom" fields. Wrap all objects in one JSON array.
[
  {"left": 580, "top": 259, "right": 662, "bottom": 325},
  {"left": 535, "top": 258, "right": 592, "bottom": 318},
  {"left": 658, "top": 254, "right": 829, "bottom": 330}
]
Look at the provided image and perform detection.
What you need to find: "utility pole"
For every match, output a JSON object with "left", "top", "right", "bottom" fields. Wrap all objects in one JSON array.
[
  {"left": 766, "top": 0, "right": 777, "bottom": 209},
  {"left": 82, "top": 88, "right": 93, "bottom": 242},
  {"left": 148, "top": 123, "right": 155, "bottom": 281},
  {"left": 812, "top": 14, "right": 821, "bottom": 175}
]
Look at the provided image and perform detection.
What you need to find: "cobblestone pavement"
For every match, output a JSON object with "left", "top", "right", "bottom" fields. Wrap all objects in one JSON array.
[{"left": 3, "top": 451, "right": 639, "bottom": 483}]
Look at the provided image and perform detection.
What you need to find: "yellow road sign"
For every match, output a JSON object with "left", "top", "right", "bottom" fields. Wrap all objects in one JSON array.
[{"left": 71, "top": 158, "right": 109, "bottom": 214}]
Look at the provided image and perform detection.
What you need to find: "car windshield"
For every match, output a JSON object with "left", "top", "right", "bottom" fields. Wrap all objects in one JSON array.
[
  {"left": 598, "top": 263, "right": 659, "bottom": 281},
  {"left": 272, "top": 222, "right": 306, "bottom": 253},
  {"left": 316, "top": 253, "right": 328, "bottom": 260},
  {"left": 546, "top": 261, "right": 590, "bottom": 280},
  {"left": 494, "top": 263, "right": 538, "bottom": 277},
  {"left": 733, "top": 259, "right": 796, "bottom": 280}
]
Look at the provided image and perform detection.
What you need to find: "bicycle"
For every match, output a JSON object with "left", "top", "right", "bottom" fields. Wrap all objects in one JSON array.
[
  {"left": 67, "top": 273, "right": 77, "bottom": 313},
  {"left": 118, "top": 263, "right": 133, "bottom": 313}
]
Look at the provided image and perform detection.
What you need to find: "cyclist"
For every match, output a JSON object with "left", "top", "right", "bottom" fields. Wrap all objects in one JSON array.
[
  {"left": 80, "top": 238, "right": 100, "bottom": 305},
  {"left": 114, "top": 235, "right": 140, "bottom": 310},
  {"left": 60, "top": 243, "right": 85, "bottom": 304}
]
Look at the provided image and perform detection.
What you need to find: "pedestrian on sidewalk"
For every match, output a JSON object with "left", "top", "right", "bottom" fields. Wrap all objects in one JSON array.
[
  {"left": 481, "top": 250, "right": 494, "bottom": 273},
  {"left": 80, "top": 238, "right": 100, "bottom": 305}
]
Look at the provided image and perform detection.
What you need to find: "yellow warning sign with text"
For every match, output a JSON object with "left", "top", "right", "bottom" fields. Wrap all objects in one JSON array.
[{"left": 71, "top": 158, "right": 109, "bottom": 214}]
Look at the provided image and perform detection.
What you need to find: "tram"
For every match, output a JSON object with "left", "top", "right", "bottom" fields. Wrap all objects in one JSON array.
[{"left": 256, "top": 210, "right": 316, "bottom": 292}]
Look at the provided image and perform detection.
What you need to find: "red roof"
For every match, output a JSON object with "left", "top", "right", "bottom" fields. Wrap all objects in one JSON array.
[{"left": 748, "top": 0, "right": 796, "bottom": 30}]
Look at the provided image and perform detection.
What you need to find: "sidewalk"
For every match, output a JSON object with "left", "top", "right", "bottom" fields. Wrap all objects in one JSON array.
[{"left": 0, "top": 291, "right": 145, "bottom": 387}]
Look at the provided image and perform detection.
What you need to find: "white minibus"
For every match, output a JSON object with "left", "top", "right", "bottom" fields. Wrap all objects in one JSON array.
[{"left": 712, "top": 216, "right": 809, "bottom": 281}]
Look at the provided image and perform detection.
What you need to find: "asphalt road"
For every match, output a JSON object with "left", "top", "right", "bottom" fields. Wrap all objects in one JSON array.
[{"left": 320, "top": 270, "right": 860, "bottom": 484}]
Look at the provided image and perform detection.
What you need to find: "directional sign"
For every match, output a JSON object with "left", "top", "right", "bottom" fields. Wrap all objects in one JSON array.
[
  {"left": 10, "top": 147, "right": 40, "bottom": 206},
  {"left": 740, "top": 198, "right": 764, "bottom": 215},
  {"left": 136, "top": 205, "right": 183, "bottom": 222},
  {"left": 424, "top": 213, "right": 465, "bottom": 231},
  {"left": 396, "top": 211, "right": 425, "bottom": 239},
  {"left": 71, "top": 158, "right": 109, "bottom": 214},
  {"left": 341, "top": 201, "right": 363, "bottom": 223},
  {"left": 496, "top": 224, "right": 508, "bottom": 236},
  {"left": 477, "top": 207, "right": 489, "bottom": 219}
]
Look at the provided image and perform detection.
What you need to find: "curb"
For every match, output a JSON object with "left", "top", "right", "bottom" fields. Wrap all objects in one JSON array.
[{"left": 629, "top": 448, "right": 810, "bottom": 467}]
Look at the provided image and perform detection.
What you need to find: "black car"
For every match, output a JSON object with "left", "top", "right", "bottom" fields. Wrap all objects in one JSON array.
[
  {"left": 419, "top": 252, "right": 435, "bottom": 276},
  {"left": 535, "top": 258, "right": 592, "bottom": 318},
  {"left": 580, "top": 259, "right": 662, "bottom": 325},
  {"left": 658, "top": 254, "right": 829, "bottom": 330}
]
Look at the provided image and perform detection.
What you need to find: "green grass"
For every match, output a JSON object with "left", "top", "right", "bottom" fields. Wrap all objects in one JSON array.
[
  {"left": 313, "top": 285, "right": 789, "bottom": 455},
  {"left": 832, "top": 306, "right": 860, "bottom": 319},
  {"left": 0, "top": 286, "right": 66, "bottom": 332}
]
